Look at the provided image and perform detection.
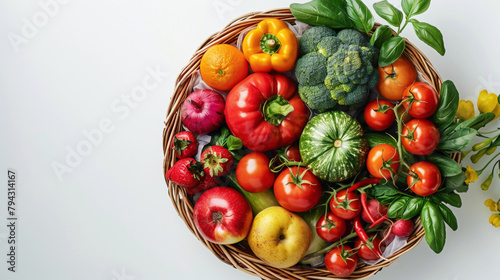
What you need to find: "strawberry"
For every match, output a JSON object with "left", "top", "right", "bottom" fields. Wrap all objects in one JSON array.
[
  {"left": 165, "top": 158, "right": 204, "bottom": 188},
  {"left": 171, "top": 131, "right": 198, "bottom": 159},
  {"left": 186, "top": 175, "right": 221, "bottom": 195},
  {"left": 200, "top": 145, "right": 233, "bottom": 177}
]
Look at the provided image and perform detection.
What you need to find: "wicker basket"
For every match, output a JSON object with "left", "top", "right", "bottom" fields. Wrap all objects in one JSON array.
[{"left": 163, "top": 8, "right": 453, "bottom": 280}]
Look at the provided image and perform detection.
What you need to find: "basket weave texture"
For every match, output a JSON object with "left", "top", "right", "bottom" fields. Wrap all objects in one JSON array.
[{"left": 163, "top": 8, "right": 452, "bottom": 280}]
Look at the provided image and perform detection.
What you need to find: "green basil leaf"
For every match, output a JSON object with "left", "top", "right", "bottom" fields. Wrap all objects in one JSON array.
[
  {"left": 290, "top": 0, "right": 353, "bottom": 29},
  {"left": 402, "top": 0, "right": 431, "bottom": 18},
  {"left": 421, "top": 201, "right": 446, "bottom": 254},
  {"left": 433, "top": 80, "right": 459, "bottom": 130},
  {"left": 226, "top": 135, "right": 242, "bottom": 151},
  {"left": 436, "top": 192, "right": 462, "bottom": 208},
  {"left": 410, "top": 19, "right": 445, "bottom": 56},
  {"left": 387, "top": 196, "right": 410, "bottom": 219},
  {"left": 373, "top": 0, "right": 403, "bottom": 28},
  {"left": 346, "top": 0, "right": 374, "bottom": 34},
  {"left": 437, "top": 127, "right": 477, "bottom": 153},
  {"left": 444, "top": 171, "right": 467, "bottom": 193},
  {"left": 401, "top": 197, "right": 425, "bottom": 220},
  {"left": 426, "top": 154, "right": 462, "bottom": 177},
  {"left": 370, "top": 25, "right": 393, "bottom": 48},
  {"left": 378, "top": 36, "right": 405, "bottom": 67},
  {"left": 438, "top": 203, "right": 458, "bottom": 231}
]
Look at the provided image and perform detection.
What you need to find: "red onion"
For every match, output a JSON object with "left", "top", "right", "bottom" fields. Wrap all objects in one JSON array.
[{"left": 181, "top": 89, "right": 225, "bottom": 135}]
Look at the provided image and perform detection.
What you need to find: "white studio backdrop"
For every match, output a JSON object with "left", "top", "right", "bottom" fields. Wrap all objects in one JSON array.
[{"left": 1, "top": 0, "right": 499, "bottom": 280}]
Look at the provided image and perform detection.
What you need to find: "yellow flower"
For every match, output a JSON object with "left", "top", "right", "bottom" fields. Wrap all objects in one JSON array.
[
  {"left": 485, "top": 199, "right": 498, "bottom": 212},
  {"left": 489, "top": 214, "right": 500, "bottom": 227},
  {"left": 477, "top": 89, "right": 500, "bottom": 119},
  {"left": 456, "top": 100, "right": 475, "bottom": 121},
  {"left": 464, "top": 165, "right": 478, "bottom": 184}
]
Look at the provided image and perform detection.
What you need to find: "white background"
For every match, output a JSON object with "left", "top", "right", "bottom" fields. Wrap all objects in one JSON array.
[{"left": 1, "top": 0, "right": 500, "bottom": 280}]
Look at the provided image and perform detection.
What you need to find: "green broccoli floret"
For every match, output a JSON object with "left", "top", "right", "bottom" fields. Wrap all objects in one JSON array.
[
  {"left": 298, "top": 84, "right": 338, "bottom": 111},
  {"left": 295, "top": 27, "right": 379, "bottom": 110},
  {"left": 299, "top": 26, "right": 336, "bottom": 55}
]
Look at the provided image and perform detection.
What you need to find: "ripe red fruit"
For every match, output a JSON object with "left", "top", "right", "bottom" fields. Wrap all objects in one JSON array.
[
  {"left": 186, "top": 175, "right": 221, "bottom": 195},
  {"left": 193, "top": 187, "right": 253, "bottom": 244},
  {"left": 201, "top": 145, "right": 234, "bottom": 177},
  {"left": 171, "top": 131, "right": 198, "bottom": 159},
  {"left": 165, "top": 158, "right": 204, "bottom": 188}
]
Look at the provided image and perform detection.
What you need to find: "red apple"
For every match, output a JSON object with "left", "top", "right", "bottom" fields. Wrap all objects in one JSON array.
[{"left": 193, "top": 186, "right": 253, "bottom": 244}]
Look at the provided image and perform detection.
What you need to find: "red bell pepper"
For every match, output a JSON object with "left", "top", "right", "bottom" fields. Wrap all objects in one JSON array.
[{"left": 225, "top": 73, "right": 310, "bottom": 152}]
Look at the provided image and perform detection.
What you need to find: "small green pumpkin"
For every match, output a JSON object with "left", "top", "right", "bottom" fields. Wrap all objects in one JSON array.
[{"left": 299, "top": 111, "right": 368, "bottom": 182}]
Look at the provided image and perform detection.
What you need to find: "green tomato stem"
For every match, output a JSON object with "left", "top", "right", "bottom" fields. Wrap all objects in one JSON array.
[{"left": 392, "top": 101, "right": 411, "bottom": 173}]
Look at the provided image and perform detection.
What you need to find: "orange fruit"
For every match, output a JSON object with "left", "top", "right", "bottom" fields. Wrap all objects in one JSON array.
[{"left": 200, "top": 44, "right": 248, "bottom": 91}]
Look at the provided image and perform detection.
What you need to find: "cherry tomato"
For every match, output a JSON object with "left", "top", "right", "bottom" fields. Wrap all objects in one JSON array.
[
  {"left": 285, "top": 144, "right": 302, "bottom": 162},
  {"left": 236, "top": 152, "right": 275, "bottom": 193},
  {"left": 316, "top": 211, "right": 347, "bottom": 242},
  {"left": 401, "top": 119, "right": 440, "bottom": 155},
  {"left": 364, "top": 100, "right": 396, "bottom": 131},
  {"left": 330, "top": 189, "right": 362, "bottom": 220},
  {"left": 366, "top": 144, "right": 400, "bottom": 179},
  {"left": 274, "top": 166, "right": 322, "bottom": 212},
  {"left": 408, "top": 161, "right": 442, "bottom": 196},
  {"left": 354, "top": 235, "right": 383, "bottom": 261},
  {"left": 377, "top": 56, "right": 417, "bottom": 101},
  {"left": 402, "top": 82, "right": 439, "bottom": 119},
  {"left": 324, "top": 245, "right": 358, "bottom": 277}
]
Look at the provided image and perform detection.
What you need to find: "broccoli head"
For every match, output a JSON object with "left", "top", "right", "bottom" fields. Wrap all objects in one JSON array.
[{"left": 295, "top": 27, "right": 379, "bottom": 110}]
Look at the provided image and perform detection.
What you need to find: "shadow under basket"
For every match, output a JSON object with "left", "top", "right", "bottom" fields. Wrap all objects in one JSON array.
[{"left": 162, "top": 8, "right": 459, "bottom": 280}]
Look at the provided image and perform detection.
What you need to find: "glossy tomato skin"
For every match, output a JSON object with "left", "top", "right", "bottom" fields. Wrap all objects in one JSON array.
[
  {"left": 274, "top": 166, "right": 322, "bottom": 212},
  {"left": 366, "top": 144, "right": 400, "bottom": 179},
  {"left": 377, "top": 56, "right": 417, "bottom": 101},
  {"left": 236, "top": 152, "right": 275, "bottom": 193},
  {"left": 285, "top": 144, "right": 302, "bottom": 162},
  {"left": 402, "top": 82, "right": 439, "bottom": 119},
  {"left": 316, "top": 212, "right": 347, "bottom": 242},
  {"left": 408, "top": 161, "right": 442, "bottom": 196},
  {"left": 324, "top": 245, "right": 358, "bottom": 277},
  {"left": 225, "top": 73, "right": 310, "bottom": 152},
  {"left": 402, "top": 119, "right": 440, "bottom": 155},
  {"left": 354, "top": 235, "right": 383, "bottom": 261},
  {"left": 330, "top": 189, "right": 362, "bottom": 220},
  {"left": 364, "top": 100, "right": 396, "bottom": 131}
]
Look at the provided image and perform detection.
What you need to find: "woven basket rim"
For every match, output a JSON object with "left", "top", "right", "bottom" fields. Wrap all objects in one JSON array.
[{"left": 163, "top": 8, "right": 449, "bottom": 280}]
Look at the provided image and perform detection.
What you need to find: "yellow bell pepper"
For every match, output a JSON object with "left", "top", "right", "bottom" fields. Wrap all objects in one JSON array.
[
  {"left": 242, "top": 18, "right": 298, "bottom": 73},
  {"left": 456, "top": 100, "right": 475, "bottom": 121},
  {"left": 478, "top": 89, "right": 500, "bottom": 119}
]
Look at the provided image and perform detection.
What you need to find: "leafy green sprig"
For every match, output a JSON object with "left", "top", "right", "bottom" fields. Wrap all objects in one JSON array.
[{"left": 290, "top": 0, "right": 446, "bottom": 66}]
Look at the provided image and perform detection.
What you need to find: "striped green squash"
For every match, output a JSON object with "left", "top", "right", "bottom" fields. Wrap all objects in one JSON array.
[{"left": 299, "top": 111, "right": 368, "bottom": 182}]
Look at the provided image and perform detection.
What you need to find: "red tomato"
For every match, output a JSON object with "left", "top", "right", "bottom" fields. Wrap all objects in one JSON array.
[
  {"left": 407, "top": 161, "right": 442, "bottom": 196},
  {"left": 324, "top": 245, "right": 358, "bottom": 277},
  {"left": 236, "top": 152, "right": 275, "bottom": 193},
  {"left": 366, "top": 144, "right": 400, "bottom": 179},
  {"left": 377, "top": 56, "right": 417, "bottom": 101},
  {"left": 364, "top": 99, "right": 396, "bottom": 131},
  {"left": 316, "top": 212, "right": 347, "bottom": 242},
  {"left": 402, "top": 82, "right": 439, "bottom": 118},
  {"left": 274, "top": 166, "right": 322, "bottom": 212},
  {"left": 285, "top": 144, "right": 302, "bottom": 162},
  {"left": 354, "top": 235, "right": 383, "bottom": 261},
  {"left": 401, "top": 119, "right": 440, "bottom": 155},
  {"left": 330, "top": 189, "right": 362, "bottom": 220}
]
